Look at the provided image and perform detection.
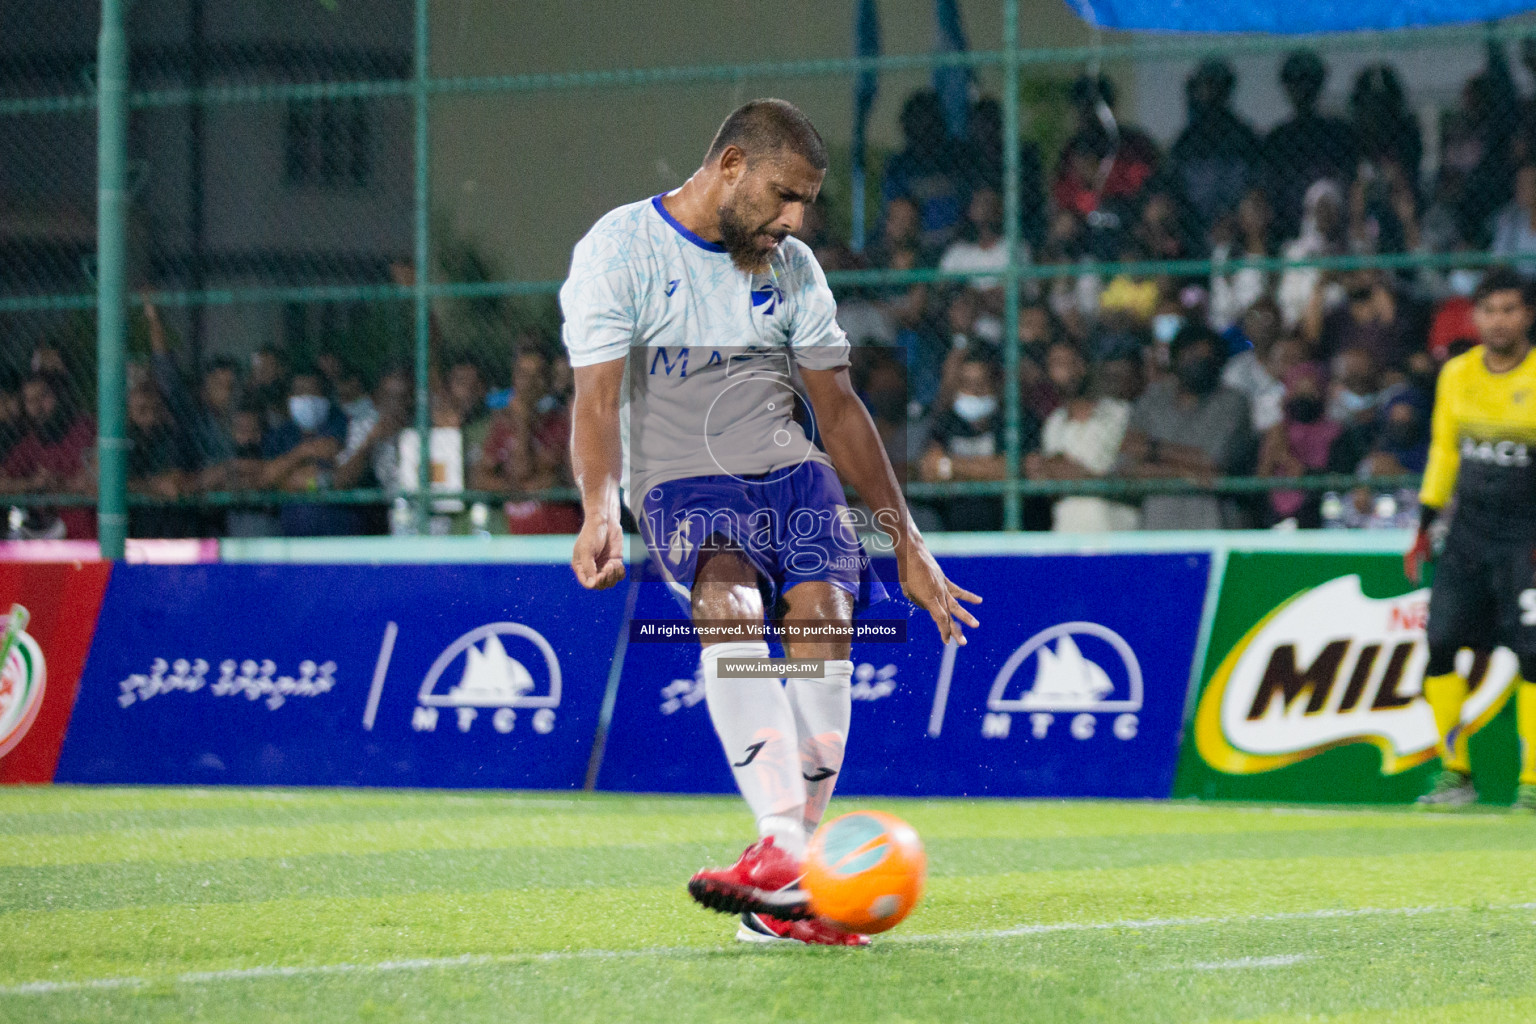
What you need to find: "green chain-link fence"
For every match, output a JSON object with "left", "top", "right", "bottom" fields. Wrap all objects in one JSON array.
[{"left": 5, "top": 1, "right": 1533, "bottom": 550}]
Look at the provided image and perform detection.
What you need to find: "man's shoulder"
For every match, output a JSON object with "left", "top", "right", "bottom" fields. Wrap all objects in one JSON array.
[
  {"left": 1440, "top": 347, "right": 1481, "bottom": 385},
  {"left": 773, "top": 235, "right": 827, "bottom": 287},
  {"left": 573, "top": 197, "right": 660, "bottom": 257}
]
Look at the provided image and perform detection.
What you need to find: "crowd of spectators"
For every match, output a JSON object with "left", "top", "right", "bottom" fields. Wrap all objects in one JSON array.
[
  {"left": 0, "top": 284, "right": 580, "bottom": 540},
  {"left": 831, "top": 43, "right": 1536, "bottom": 532},
  {"left": 7, "top": 44, "right": 1535, "bottom": 538}
]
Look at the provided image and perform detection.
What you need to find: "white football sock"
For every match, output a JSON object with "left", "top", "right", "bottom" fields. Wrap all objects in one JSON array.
[
  {"left": 786, "top": 659, "right": 854, "bottom": 836},
  {"left": 701, "top": 641, "right": 806, "bottom": 858}
]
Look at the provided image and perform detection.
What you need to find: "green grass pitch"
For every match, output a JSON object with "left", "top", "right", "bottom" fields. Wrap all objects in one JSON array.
[{"left": 2, "top": 787, "right": 1536, "bottom": 1023}]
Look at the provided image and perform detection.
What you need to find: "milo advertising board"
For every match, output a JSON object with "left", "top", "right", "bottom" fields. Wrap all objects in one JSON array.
[{"left": 1174, "top": 552, "right": 1522, "bottom": 803}]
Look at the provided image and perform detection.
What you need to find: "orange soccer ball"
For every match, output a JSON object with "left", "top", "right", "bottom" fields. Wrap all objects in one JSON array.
[{"left": 803, "top": 810, "right": 926, "bottom": 934}]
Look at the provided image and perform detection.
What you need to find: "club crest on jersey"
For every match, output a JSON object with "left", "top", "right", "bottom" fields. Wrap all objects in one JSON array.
[
  {"left": 0, "top": 606, "right": 46, "bottom": 760},
  {"left": 750, "top": 281, "right": 784, "bottom": 316}
]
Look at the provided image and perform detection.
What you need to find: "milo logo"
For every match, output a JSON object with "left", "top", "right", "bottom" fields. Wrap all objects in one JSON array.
[
  {"left": 1194, "top": 576, "right": 1519, "bottom": 775},
  {"left": 0, "top": 605, "right": 46, "bottom": 759}
]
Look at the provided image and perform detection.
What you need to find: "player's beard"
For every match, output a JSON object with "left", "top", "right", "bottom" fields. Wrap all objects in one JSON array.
[{"left": 718, "top": 200, "right": 785, "bottom": 275}]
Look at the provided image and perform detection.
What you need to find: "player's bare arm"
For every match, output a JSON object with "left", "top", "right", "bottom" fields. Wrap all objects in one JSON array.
[
  {"left": 798, "top": 365, "right": 981, "bottom": 646},
  {"left": 570, "top": 357, "right": 626, "bottom": 590}
]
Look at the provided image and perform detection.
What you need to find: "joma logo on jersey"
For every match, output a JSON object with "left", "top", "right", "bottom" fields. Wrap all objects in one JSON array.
[
  {"left": 1194, "top": 575, "right": 1519, "bottom": 775},
  {"left": 0, "top": 606, "right": 46, "bottom": 760},
  {"left": 1459, "top": 437, "right": 1530, "bottom": 466},
  {"left": 982, "top": 622, "right": 1142, "bottom": 742},
  {"left": 413, "top": 622, "right": 562, "bottom": 735}
]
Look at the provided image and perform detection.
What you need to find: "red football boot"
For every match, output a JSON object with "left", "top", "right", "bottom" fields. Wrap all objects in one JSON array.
[
  {"left": 736, "top": 911, "right": 871, "bottom": 947},
  {"left": 687, "top": 837, "right": 813, "bottom": 920}
]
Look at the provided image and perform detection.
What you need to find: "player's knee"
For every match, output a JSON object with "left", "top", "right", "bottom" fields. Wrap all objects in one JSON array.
[{"left": 1425, "top": 644, "right": 1459, "bottom": 677}]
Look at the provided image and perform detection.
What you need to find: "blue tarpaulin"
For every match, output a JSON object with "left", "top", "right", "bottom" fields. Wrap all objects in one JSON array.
[{"left": 1063, "top": 0, "right": 1536, "bottom": 34}]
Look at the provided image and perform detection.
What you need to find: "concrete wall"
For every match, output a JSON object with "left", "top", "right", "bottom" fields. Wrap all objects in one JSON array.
[{"left": 427, "top": 0, "right": 1092, "bottom": 281}]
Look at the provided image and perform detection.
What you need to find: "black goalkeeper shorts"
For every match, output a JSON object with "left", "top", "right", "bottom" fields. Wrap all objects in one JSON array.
[{"left": 1426, "top": 533, "right": 1536, "bottom": 657}]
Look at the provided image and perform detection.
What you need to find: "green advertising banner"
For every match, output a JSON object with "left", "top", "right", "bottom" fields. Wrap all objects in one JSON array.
[{"left": 1173, "top": 551, "right": 1521, "bottom": 804}]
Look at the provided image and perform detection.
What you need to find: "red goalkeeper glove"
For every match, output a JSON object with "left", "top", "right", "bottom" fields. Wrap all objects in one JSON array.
[{"left": 1404, "top": 505, "right": 1439, "bottom": 585}]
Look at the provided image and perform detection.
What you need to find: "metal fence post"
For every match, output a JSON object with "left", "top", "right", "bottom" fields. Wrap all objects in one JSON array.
[
  {"left": 1000, "top": 0, "right": 1021, "bottom": 532},
  {"left": 413, "top": 0, "right": 432, "bottom": 532},
  {"left": 96, "top": 0, "right": 130, "bottom": 559}
]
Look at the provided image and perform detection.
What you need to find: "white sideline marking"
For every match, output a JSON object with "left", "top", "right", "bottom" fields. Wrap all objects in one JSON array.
[
  {"left": 5, "top": 902, "right": 1533, "bottom": 997},
  {"left": 1188, "top": 954, "right": 1311, "bottom": 970}
]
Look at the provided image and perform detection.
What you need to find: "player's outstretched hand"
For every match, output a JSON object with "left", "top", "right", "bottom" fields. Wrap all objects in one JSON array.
[
  {"left": 573, "top": 513, "right": 626, "bottom": 590},
  {"left": 903, "top": 540, "right": 981, "bottom": 646},
  {"left": 1404, "top": 527, "right": 1432, "bottom": 585}
]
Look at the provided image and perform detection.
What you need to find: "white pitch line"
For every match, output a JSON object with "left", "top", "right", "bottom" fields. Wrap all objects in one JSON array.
[
  {"left": 1188, "top": 954, "right": 1311, "bottom": 970},
  {"left": 5, "top": 902, "right": 1534, "bottom": 998}
]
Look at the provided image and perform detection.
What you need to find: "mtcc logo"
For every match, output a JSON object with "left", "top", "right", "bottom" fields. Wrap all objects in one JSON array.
[
  {"left": 0, "top": 605, "right": 44, "bottom": 759},
  {"left": 983, "top": 622, "right": 1143, "bottom": 741},
  {"left": 413, "top": 622, "right": 561, "bottom": 735}
]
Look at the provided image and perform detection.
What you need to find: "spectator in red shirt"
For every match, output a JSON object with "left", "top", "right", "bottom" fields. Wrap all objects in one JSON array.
[
  {"left": 0, "top": 374, "right": 96, "bottom": 538},
  {"left": 471, "top": 347, "right": 579, "bottom": 534}
]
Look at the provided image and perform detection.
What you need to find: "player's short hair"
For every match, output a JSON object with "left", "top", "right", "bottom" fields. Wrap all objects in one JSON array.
[
  {"left": 705, "top": 99, "right": 828, "bottom": 172},
  {"left": 1473, "top": 265, "right": 1529, "bottom": 307}
]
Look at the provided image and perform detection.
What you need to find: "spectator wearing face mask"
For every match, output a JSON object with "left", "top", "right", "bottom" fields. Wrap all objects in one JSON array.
[
  {"left": 920, "top": 355, "right": 1037, "bottom": 531},
  {"left": 1025, "top": 341, "right": 1137, "bottom": 532},
  {"left": 1326, "top": 346, "right": 1386, "bottom": 427},
  {"left": 262, "top": 371, "right": 358, "bottom": 536},
  {"left": 1117, "top": 324, "right": 1254, "bottom": 529},
  {"left": 1259, "top": 363, "right": 1344, "bottom": 527}
]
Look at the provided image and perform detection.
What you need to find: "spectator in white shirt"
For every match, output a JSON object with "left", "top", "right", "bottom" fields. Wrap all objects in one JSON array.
[
  {"left": 1490, "top": 162, "right": 1536, "bottom": 278},
  {"left": 1024, "top": 341, "right": 1138, "bottom": 532},
  {"left": 940, "top": 187, "right": 1028, "bottom": 313},
  {"left": 1220, "top": 296, "right": 1288, "bottom": 432}
]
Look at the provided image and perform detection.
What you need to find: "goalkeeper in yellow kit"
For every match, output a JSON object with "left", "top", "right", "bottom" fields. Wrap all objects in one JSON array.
[{"left": 1406, "top": 266, "right": 1536, "bottom": 810}]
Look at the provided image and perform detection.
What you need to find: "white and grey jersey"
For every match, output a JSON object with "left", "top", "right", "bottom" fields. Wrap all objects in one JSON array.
[{"left": 559, "top": 194, "right": 851, "bottom": 515}]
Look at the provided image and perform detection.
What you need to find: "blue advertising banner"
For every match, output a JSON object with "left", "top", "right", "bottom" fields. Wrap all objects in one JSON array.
[
  {"left": 1062, "top": 0, "right": 1536, "bottom": 34},
  {"left": 597, "top": 552, "right": 1211, "bottom": 799},
  {"left": 56, "top": 564, "right": 626, "bottom": 788}
]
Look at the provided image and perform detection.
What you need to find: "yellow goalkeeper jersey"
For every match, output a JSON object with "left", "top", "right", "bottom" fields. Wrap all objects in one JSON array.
[{"left": 1420, "top": 345, "right": 1536, "bottom": 543}]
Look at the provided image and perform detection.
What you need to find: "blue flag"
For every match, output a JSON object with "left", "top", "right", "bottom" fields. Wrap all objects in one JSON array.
[
  {"left": 1063, "top": 0, "right": 1536, "bottom": 33},
  {"left": 934, "top": 0, "right": 972, "bottom": 139},
  {"left": 852, "top": 0, "right": 881, "bottom": 251}
]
